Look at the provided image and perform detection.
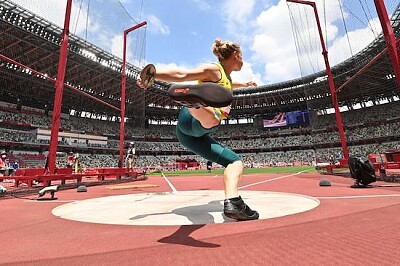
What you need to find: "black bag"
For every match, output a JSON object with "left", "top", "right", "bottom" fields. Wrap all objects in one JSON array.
[
  {"left": 348, "top": 155, "right": 376, "bottom": 185},
  {"left": 206, "top": 161, "right": 212, "bottom": 171}
]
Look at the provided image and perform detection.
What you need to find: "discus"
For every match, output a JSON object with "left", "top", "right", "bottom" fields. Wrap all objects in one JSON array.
[{"left": 140, "top": 64, "right": 156, "bottom": 89}]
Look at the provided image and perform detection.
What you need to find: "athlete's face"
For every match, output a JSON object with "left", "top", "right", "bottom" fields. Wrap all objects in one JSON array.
[{"left": 233, "top": 50, "right": 243, "bottom": 71}]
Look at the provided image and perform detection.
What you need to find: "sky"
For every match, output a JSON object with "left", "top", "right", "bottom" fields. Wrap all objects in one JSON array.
[{"left": 9, "top": 0, "right": 397, "bottom": 86}]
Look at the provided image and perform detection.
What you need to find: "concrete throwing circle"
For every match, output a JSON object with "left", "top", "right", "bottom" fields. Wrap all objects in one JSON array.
[{"left": 52, "top": 190, "right": 320, "bottom": 225}]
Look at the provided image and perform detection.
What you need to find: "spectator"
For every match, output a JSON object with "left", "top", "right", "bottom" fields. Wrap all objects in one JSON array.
[
  {"left": 73, "top": 153, "right": 81, "bottom": 173},
  {"left": 12, "top": 160, "right": 20, "bottom": 170},
  {"left": 0, "top": 151, "right": 14, "bottom": 177},
  {"left": 66, "top": 152, "right": 74, "bottom": 168},
  {"left": 125, "top": 142, "right": 136, "bottom": 172},
  {"left": 206, "top": 161, "right": 212, "bottom": 173},
  {"left": 0, "top": 151, "right": 6, "bottom": 180}
]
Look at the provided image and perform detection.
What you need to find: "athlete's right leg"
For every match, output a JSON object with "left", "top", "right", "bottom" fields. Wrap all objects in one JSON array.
[{"left": 176, "top": 112, "right": 258, "bottom": 221}]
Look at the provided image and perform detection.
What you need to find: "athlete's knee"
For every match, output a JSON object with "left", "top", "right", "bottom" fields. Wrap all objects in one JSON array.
[
  {"left": 224, "top": 160, "right": 244, "bottom": 177},
  {"left": 219, "top": 152, "right": 241, "bottom": 168},
  {"left": 228, "top": 160, "right": 243, "bottom": 168}
]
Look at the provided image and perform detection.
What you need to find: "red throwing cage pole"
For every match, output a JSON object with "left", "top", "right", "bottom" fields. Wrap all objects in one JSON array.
[
  {"left": 119, "top": 21, "right": 147, "bottom": 168},
  {"left": 47, "top": 0, "right": 73, "bottom": 174},
  {"left": 374, "top": 0, "right": 400, "bottom": 92}
]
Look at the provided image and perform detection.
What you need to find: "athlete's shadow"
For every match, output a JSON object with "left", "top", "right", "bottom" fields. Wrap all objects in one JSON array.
[
  {"left": 130, "top": 200, "right": 232, "bottom": 248},
  {"left": 156, "top": 224, "right": 219, "bottom": 247}
]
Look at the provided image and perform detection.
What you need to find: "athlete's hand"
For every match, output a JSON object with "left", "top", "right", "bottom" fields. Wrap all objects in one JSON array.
[
  {"left": 245, "top": 81, "right": 257, "bottom": 87},
  {"left": 232, "top": 81, "right": 257, "bottom": 89},
  {"left": 136, "top": 78, "right": 147, "bottom": 90}
]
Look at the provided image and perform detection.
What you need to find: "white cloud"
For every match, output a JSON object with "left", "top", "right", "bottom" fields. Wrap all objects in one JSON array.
[
  {"left": 192, "top": 0, "right": 211, "bottom": 11},
  {"left": 111, "top": 35, "right": 124, "bottom": 60},
  {"left": 147, "top": 15, "right": 170, "bottom": 35},
  {"left": 221, "top": 0, "right": 255, "bottom": 23},
  {"left": 247, "top": 0, "right": 301, "bottom": 84},
  {"left": 328, "top": 17, "right": 382, "bottom": 65},
  {"left": 110, "top": 34, "right": 145, "bottom": 67},
  {"left": 231, "top": 62, "right": 263, "bottom": 85},
  {"left": 221, "top": 0, "right": 256, "bottom": 37}
]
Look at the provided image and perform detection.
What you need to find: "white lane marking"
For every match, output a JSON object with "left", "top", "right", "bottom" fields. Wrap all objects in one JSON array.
[
  {"left": 161, "top": 172, "right": 178, "bottom": 193},
  {"left": 238, "top": 170, "right": 400, "bottom": 199},
  {"left": 239, "top": 171, "right": 308, "bottom": 189}
]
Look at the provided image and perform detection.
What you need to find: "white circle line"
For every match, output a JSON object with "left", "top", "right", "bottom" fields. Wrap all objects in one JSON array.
[{"left": 51, "top": 190, "right": 320, "bottom": 225}]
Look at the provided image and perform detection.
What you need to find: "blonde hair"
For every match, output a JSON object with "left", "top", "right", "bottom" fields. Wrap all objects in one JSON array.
[{"left": 212, "top": 39, "right": 241, "bottom": 61}]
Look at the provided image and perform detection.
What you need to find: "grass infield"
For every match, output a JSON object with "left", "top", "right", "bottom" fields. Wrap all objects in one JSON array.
[{"left": 150, "top": 165, "right": 316, "bottom": 176}]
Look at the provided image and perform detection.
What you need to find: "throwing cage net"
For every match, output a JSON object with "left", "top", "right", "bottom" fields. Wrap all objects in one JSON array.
[
  {"left": 1, "top": 0, "right": 148, "bottom": 128},
  {"left": 0, "top": 0, "right": 150, "bottom": 194},
  {"left": 287, "top": 0, "right": 400, "bottom": 169}
]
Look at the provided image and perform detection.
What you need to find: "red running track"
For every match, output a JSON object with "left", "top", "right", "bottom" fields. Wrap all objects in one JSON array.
[{"left": 1, "top": 172, "right": 400, "bottom": 266}]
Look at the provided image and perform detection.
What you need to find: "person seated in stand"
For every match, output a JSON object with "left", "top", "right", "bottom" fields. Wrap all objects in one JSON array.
[
  {"left": 0, "top": 152, "right": 14, "bottom": 178},
  {"left": 0, "top": 151, "right": 6, "bottom": 181},
  {"left": 137, "top": 38, "right": 259, "bottom": 221},
  {"left": 12, "top": 160, "right": 20, "bottom": 171}
]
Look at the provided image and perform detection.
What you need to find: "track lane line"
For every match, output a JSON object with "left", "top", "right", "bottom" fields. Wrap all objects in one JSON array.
[
  {"left": 239, "top": 170, "right": 308, "bottom": 189},
  {"left": 161, "top": 171, "right": 178, "bottom": 193}
]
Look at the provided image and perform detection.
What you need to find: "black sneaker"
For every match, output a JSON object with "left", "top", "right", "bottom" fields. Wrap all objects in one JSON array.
[
  {"left": 224, "top": 196, "right": 259, "bottom": 221},
  {"left": 167, "top": 83, "right": 233, "bottom": 108}
]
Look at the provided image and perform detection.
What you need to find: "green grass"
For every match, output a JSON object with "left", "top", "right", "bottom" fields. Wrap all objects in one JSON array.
[{"left": 150, "top": 166, "right": 316, "bottom": 176}]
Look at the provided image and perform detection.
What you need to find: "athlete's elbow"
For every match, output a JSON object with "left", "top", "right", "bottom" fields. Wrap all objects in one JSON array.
[{"left": 173, "top": 72, "right": 190, "bottom": 82}]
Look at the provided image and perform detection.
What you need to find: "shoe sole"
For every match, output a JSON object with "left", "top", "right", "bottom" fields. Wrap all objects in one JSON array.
[
  {"left": 224, "top": 211, "right": 259, "bottom": 221},
  {"left": 168, "top": 83, "right": 233, "bottom": 108}
]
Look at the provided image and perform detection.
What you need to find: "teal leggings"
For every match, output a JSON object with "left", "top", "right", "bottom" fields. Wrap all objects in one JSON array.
[{"left": 176, "top": 107, "right": 240, "bottom": 167}]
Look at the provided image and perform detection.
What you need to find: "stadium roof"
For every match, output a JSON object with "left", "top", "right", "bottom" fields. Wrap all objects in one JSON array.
[{"left": 0, "top": 0, "right": 399, "bottom": 122}]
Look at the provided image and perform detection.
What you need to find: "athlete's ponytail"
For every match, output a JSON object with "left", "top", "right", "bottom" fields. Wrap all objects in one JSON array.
[{"left": 212, "top": 39, "right": 240, "bottom": 61}]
